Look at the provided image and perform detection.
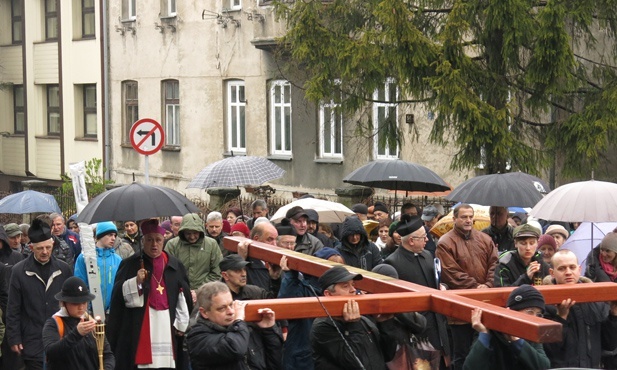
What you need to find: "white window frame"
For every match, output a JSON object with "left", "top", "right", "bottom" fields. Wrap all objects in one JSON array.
[
  {"left": 230, "top": 0, "right": 242, "bottom": 11},
  {"left": 227, "top": 81, "right": 246, "bottom": 153},
  {"left": 372, "top": 78, "right": 399, "bottom": 159},
  {"left": 123, "top": 0, "right": 136, "bottom": 20},
  {"left": 166, "top": 0, "right": 176, "bottom": 16},
  {"left": 163, "top": 80, "right": 180, "bottom": 146},
  {"left": 269, "top": 80, "right": 292, "bottom": 156},
  {"left": 319, "top": 97, "right": 343, "bottom": 159}
]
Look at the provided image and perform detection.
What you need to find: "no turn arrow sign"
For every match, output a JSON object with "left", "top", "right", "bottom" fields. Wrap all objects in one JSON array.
[{"left": 130, "top": 118, "right": 165, "bottom": 155}]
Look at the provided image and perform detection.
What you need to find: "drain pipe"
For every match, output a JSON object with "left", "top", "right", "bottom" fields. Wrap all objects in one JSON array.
[{"left": 100, "top": 0, "right": 112, "bottom": 181}]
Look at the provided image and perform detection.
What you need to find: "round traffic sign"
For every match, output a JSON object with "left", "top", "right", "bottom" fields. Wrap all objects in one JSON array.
[{"left": 130, "top": 118, "right": 165, "bottom": 155}]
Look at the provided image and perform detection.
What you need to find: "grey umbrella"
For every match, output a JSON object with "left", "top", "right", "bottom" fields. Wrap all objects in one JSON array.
[
  {"left": 0, "top": 190, "right": 62, "bottom": 214},
  {"left": 343, "top": 160, "right": 451, "bottom": 192},
  {"left": 446, "top": 172, "right": 545, "bottom": 208},
  {"left": 77, "top": 182, "right": 201, "bottom": 224},
  {"left": 187, "top": 156, "right": 285, "bottom": 189}
]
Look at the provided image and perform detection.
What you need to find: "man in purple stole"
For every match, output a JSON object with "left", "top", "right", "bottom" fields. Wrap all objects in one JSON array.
[{"left": 107, "top": 219, "right": 192, "bottom": 370}]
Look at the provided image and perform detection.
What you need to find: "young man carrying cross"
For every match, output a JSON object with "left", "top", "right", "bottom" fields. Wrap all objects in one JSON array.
[{"left": 542, "top": 249, "right": 617, "bottom": 368}]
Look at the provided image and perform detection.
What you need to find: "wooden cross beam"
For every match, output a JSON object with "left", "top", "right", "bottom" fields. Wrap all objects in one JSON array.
[{"left": 223, "top": 237, "right": 617, "bottom": 343}]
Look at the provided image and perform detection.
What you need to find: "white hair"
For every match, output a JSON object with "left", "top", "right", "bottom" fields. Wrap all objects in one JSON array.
[{"left": 206, "top": 212, "right": 223, "bottom": 223}]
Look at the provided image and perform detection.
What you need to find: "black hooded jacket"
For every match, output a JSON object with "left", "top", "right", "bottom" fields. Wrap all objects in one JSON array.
[{"left": 335, "top": 217, "right": 383, "bottom": 271}]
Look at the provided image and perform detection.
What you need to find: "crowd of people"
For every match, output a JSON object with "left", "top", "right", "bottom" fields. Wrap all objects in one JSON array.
[{"left": 0, "top": 197, "right": 616, "bottom": 370}]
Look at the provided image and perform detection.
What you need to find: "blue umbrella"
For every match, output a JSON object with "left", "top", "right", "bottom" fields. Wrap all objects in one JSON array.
[
  {"left": 0, "top": 190, "right": 61, "bottom": 214},
  {"left": 561, "top": 221, "right": 617, "bottom": 274}
]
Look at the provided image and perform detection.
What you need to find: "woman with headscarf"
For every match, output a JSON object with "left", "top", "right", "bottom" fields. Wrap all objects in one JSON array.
[
  {"left": 107, "top": 219, "right": 192, "bottom": 370},
  {"left": 42, "top": 276, "right": 115, "bottom": 370},
  {"left": 585, "top": 231, "right": 617, "bottom": 282}
]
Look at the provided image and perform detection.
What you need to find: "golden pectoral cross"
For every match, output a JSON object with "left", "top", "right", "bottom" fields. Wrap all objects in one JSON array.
[{"left": 156, "top": 284, "right": 165, "bottom": 295}]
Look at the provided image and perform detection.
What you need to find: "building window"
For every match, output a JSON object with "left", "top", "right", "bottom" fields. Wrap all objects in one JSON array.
[
  {"left": 373, "top": 78, "right": 399, "bottom": 159},
  {"left": 162, "top": 79, "right": 180, "bottom": 146},
  {"left": 227, "top": 81, "right": 246, "bottom": 153},
  {"left": 83, "top": 84, "right": 97, "bottom": 137},
  {"left": 11, "top": 0, "right": 22, "bottom": 44},
  {"left": 13, "top": 85, "right": 25, "bottom": 134},
  {"left": 230, "top": 0, "right": 241, "bottom": 10},
  {"left": 122, "top": 80, "right": 139, "bottom": 143},
  {"left": 45, "top": 0, "right": 58, "bottom": 40},
  {"left": 319, "top": 97, "right": 343, "bottom": 158},
  {"left": 82, "top": 0, "right": 95, "bottom": 37},
  {"left": 47, "top": 85, "right": 61, "bottom": 135},
  {"left": 162, "top": 0, "right": 176, "bottom": 16},
  {"left": 269, "top": 80, "right": 292, "bottom": 156},
  {"left": 122, "top": 0, "right": 136, "bottom": 20}
]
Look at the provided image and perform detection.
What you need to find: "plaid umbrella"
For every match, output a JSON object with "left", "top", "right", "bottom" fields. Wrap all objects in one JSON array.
[
  {"left": 0, "top": 190, "right": 61, "bottom": 214},
  {"left": 187, "top": 156, "right": 285, "bottom": 189}
]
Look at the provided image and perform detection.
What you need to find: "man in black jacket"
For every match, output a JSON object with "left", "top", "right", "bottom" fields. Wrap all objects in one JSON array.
[
  {"left": 187, "top": 281, "right": 282, "bottom": 370},
  {"left": 311, "top": 266, "right": 397, "bottom": 369},
  {"left": 542, "top": 250, "right": 617, "bottom": 368},
  {"left": 6, "top": 219, "right": 72, "bottom": 370}
]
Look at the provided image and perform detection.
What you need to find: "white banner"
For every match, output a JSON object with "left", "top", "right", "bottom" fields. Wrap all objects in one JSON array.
[{"left": 69, "top": 161, "right": 89, "bottom": 214}]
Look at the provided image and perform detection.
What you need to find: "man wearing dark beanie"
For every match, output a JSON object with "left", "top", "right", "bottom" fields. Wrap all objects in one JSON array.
[
  {"left": 464, "top": 284, "right": 550, "bottom": 369},
  {"left": 6, "top": 219, "right": 72, "bottom": 370}
]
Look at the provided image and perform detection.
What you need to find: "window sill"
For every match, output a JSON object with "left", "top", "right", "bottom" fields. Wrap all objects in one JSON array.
[
  {"left": 162, "top": 146, "right": 181, "bottom": 152},
  {"left": 121, "top": 143, "right": 133, "bottom": 149},
  {"left": 121, "top": 18, "right": 136, "bottom": 24},
  {"left": 75, "top": 136, "right": 98, "bottom": 142},
  {"left": 35, "top": 135, "right": 60, "bottom": 140},
  {"left": 223, "top": 151, "right": 246, "bottom": 157},
  {"left": 72, "top": 36, "right": 96, "bottom": 42},
  {"left": 4, "top": 133, "right": 25, "bottom": 137},
  {"left": 314, "top": 158, "right": 343, "bottom": 164},
  {"left": 0, "top": 43, "right": 23, "bottom": 48},
  {"left": 160, "top": 15, "right": 177, "bottom": 20},
  {"left": 267, "top": 154, "right": 292, "bottom": 161}
]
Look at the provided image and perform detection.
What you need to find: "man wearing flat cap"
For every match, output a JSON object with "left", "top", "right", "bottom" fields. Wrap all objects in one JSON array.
[
  {"left": 220, "top": 254, "right": 272, "bottom": 301},
  {"left": 495, "top": 224, "right": 550, "bottom": 287},
  {"left": 385, "top": 216, "right": 450, "bottom": 366},
  {"left": 351, "top": 204, "right": 368, "bottom": 221},
  {"left": 6, "top": 219, "right": 72, "bottom": 370},
  {"left": 285, "top": 206, "right": 324, "bottom": 256},
  {"left": 311, "top": 266, "right": 397, "bottom": 369}
]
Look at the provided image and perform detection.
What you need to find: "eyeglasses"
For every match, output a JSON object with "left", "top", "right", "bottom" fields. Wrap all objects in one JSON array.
[
  {"left": 411, "top": 234, "right": 428, "bottom": 240},
  {"left": 522, "top": 309, "right": 543, "bottom": 318},
  {"left": 279, "top": 241, "right": 296, "bottom": 247}
]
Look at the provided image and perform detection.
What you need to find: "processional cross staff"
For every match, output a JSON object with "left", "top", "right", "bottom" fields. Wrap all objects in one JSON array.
[{"left": 224, "top": 236, "right": 617, "bottom": 343}]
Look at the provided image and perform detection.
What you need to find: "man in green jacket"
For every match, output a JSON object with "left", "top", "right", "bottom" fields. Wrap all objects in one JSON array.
[{"left": 166, "top": 213, "right": 223, "bottom": 303}]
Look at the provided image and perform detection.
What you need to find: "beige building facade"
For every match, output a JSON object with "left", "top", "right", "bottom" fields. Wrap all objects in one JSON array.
[
  {"left": 0, "top": 0, "right": 105, "bottom": 191},
  {"left": 108, "top": 0, "right": 470, "bottom": 198}
]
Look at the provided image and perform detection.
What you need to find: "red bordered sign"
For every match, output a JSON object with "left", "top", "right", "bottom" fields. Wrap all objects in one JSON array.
[{"left": 130, "top": 118, "right": 165, "bottom": 156}]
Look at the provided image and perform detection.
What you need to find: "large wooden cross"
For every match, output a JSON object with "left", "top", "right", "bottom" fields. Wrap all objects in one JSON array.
[{"left": 224, "top": 236, "right": 617, "bottom": 343}]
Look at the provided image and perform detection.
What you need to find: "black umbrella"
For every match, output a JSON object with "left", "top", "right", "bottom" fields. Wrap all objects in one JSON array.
[
  {"left": 343, "top": 160, "right": 450, "bottom": 213},
  {"left": 445, "top": 172, "right": 545, "bottom": 208},
  {"left": 77, "top": 182, "right": 201, "bottom": 224},
  {"left": 343, "top": 160, "right": 451, "bottom": 192}
]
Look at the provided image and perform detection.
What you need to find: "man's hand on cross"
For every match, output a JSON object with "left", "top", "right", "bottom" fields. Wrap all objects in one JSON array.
[
  {"left": 557, "top": 298, "right": 575, "bottom": 320},
  {"left": 342, "top": 299, "right": 361, "bottom": 322},
  {"left": 256, "top": 308, "right": 276, "bottom": 328},
  {"left": 471, "top": 308, "right": 488, "bottom": 334}
]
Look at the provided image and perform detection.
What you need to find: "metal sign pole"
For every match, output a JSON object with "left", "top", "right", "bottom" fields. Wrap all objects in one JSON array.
[{"left": 145, "top": 155, "right": 149, "bottom": 185}]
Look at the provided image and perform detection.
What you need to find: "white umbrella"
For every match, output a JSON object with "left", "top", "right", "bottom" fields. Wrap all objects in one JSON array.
[
  {"left": 530, "top": 180, "right": 617, "bottom": 222},
  {"left": 270, "top": 198, "right": 354, "bottom": 224}
]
